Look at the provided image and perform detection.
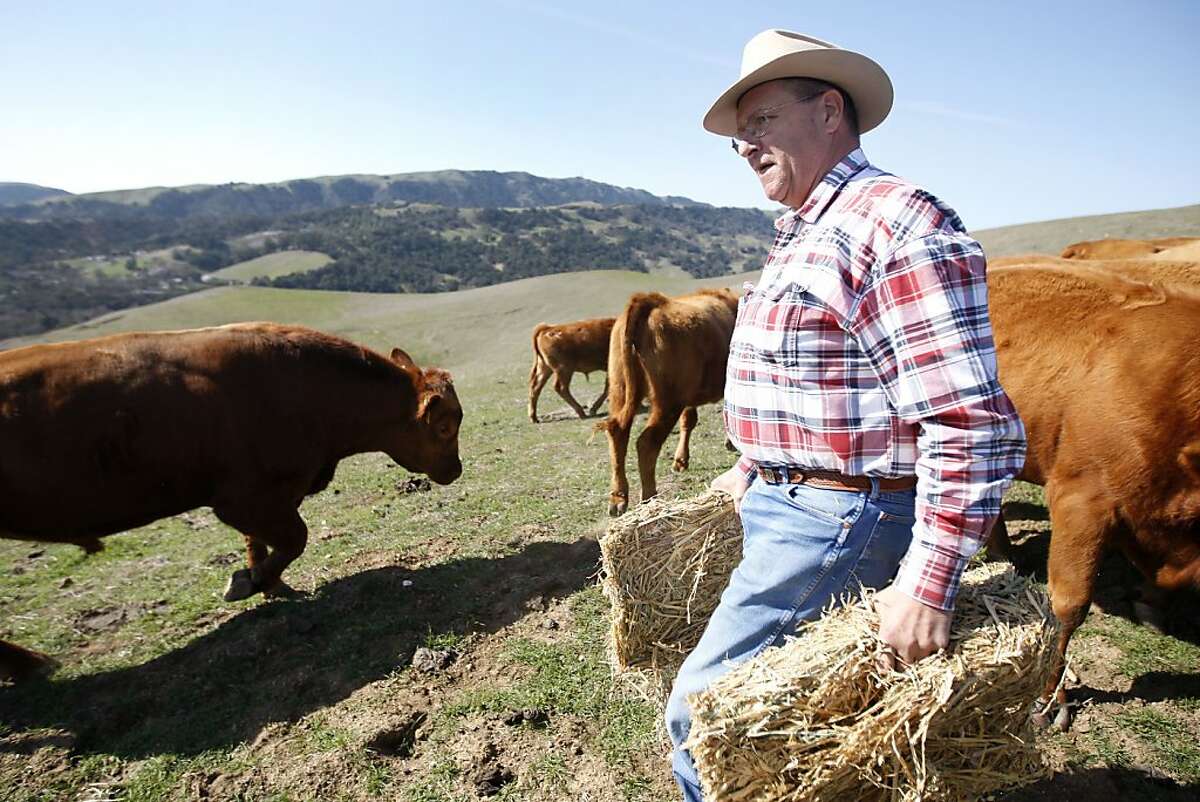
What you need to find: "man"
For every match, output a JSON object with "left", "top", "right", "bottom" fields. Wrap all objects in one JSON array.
[{"left": 665, "top": 30, "right": 1026, "bottom": 801}]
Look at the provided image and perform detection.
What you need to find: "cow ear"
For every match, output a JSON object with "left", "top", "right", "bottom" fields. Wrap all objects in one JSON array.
[
  {"left": 391, "top": 348, "right": 417, "bottom": 371},
  {"left": 418, "top": 393, "right": 441, "bottom": 423}
]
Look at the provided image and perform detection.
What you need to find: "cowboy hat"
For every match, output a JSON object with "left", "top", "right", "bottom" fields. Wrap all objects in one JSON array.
[{"left": 703, "top": 29, "right": 893, "bottom": 136}]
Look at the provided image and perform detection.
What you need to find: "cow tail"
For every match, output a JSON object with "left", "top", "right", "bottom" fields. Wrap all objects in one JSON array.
[
  {"left": 529, "top": 323, "right": 552, "bottom": 385},
  {"left": 605, "top": 293, "right": 666, "bottom": 434}
]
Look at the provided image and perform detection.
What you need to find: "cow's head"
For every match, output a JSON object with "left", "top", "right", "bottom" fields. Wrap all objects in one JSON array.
[{"left": 390, "top": 348, "right": 463, "bottom": 485}]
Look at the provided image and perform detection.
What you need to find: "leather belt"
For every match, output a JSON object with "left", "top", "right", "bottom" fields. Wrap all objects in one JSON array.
[{"left": 756, "top": 466, "right": 917, "bottom": 493}]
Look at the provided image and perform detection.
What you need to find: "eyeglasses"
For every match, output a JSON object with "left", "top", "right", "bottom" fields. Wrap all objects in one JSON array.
[{"left": 730, "top": 90, "right": 828, "bottom": 153}]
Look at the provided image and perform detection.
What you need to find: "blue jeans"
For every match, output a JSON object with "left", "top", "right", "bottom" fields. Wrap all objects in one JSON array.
[{"left": 665, "top": 478, "right": 916, "bottom": 802}]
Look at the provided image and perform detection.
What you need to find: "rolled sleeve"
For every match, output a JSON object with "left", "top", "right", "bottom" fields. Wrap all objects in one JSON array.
[
  {"left": 849, "top": 232, "right": 1026, "bottom": 610},
  {"left": 734, "top": 454, "right": 758, "bottom": 484}
]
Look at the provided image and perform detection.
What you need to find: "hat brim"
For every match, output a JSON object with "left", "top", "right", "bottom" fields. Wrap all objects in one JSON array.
[{"left": 703, "top": 48, "right": 894, "bottom": 136}]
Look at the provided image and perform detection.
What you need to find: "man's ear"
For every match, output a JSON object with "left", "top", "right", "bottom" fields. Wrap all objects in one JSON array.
[
  {"left": 391, "top": 348, "right": 417, "bottom": 371},
  {"left": 821, "top": 89, "right": 844, "bottom": 134}
]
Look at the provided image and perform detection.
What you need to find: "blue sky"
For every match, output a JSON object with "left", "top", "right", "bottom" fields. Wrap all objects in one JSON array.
[{"left": 2, "top": 1, "right": 1197, "bottom": 229}]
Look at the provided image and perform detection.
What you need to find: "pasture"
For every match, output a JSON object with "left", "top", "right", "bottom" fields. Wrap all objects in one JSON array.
[
  {"left": 3, "top": 229, "right": 1200, "bottom": 799},
  {"left": 205, "top": 251, "right": 333, "bottom": 284}
]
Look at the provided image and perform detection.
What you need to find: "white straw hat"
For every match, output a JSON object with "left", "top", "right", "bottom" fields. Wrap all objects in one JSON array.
[{"left": 703, "top": 29, "right": 894, "bottom": 136}]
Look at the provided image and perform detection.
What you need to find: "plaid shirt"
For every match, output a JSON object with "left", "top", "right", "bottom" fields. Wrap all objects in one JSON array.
[{"left": 726, "top": 148, "right": 1026, "bottom": 611}]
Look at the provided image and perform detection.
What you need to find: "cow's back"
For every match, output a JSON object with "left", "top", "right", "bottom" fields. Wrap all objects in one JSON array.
[
  {"left": 989, "top": 266, "right": 1200, "bottom": 525},
  {"left": 993, "top": 255, "right": 1200, "bottom": 287},
  {"left": 536, "top": 318, "right": 614, "bottom": 374},
  {"left": 1060, "top": 236, "right": 1200, "bottom": 260}
]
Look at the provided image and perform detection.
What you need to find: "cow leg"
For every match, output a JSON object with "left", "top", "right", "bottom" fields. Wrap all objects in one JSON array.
[
  {"left": 588, "top": 376, "right": 609, "bottom": 417},
  {"left": 528, "top": 359, "right": 552, "bottom": 423},
  {"left": 553, "top": 370, "right": 589, "bottom": 419},
  {"left": 1131, "top": 581, "right": 1169, "bottom": 634},
  {"left": 637, "top": 404, "right": 684, "bottom": 502},
  {"left": 1036, "top": 484, "right": 1114, "bottom": 732},
  {"left": 606, "top": 417, "right": 633, "bottom": 517},
  {"left": 243, "top": 534, "right": 299, "bottom": 599},
  {"left": 216, "top": 504, "right": 308, "bottom": 601},
  {"left": 671, "top": 406, "right": 698, "bottom": 472},
  {"left": 984, "top": 511, "right": 1012, "bottom": 561}
]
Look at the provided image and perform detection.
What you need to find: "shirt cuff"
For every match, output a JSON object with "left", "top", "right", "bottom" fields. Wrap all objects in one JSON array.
[
  {"left": 735, "top": 454, "right": 757, "bottom": 484},
  {"left": 890, "top": 536, "right": 970, "bottom": 612}
]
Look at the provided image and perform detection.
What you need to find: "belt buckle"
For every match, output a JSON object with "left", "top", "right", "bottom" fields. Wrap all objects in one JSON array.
[{"left": 787, "top": 467, "right": 807, "bottom": 484}]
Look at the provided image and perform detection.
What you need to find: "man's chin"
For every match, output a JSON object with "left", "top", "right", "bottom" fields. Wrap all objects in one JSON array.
[{"left": 761, "top": 185, "right": 787, "bottom": 205}]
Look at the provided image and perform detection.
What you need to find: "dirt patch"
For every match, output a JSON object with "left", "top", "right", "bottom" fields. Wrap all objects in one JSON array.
[
  {"left": 74, "top": 600, "right": 169, "bottom": 634},
  {"left": 397, "top": 476, "right": 433, "bottom": 494}
]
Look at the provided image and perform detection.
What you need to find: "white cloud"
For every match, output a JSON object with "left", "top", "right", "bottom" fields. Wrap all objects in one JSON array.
[
  {"left": 900, "top": 100, "right": 1023, "bottom": 128},
  {"left": 495, "top": 0, "right": 732, "bottom": 69}
]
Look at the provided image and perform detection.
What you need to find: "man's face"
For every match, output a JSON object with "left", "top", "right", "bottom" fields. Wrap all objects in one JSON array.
[{"left": 735, "top": 80, "right": 833, "bottom": 210}]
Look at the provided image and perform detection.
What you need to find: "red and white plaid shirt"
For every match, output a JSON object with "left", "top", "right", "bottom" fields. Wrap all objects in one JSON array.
[{"left": 726, "top": 148, "right": 1026, "bottom": 611}]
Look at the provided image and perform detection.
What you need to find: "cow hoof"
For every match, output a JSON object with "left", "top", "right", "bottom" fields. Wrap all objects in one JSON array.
[
  {"left": 672, "top": 458, "right": 689, "bottom": 472},
  {"left": 223, "top": 569, "right": 258, "bottom": 602},
  {"left": 1054, "top": 704, "right": 1073, "bottom": 732},
  {"left": 1131, "top": 600, "right": 1167, "bottom": 634},
  {"left": 609, "top": 500, "right": 628, "bottom": 517},
  {"left": 264, "top": 581, "right": 303, "bottom": 600}
]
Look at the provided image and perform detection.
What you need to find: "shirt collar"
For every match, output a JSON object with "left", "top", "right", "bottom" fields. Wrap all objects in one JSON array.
[{"left": 774, "top": 147, "right": 871, "bottom": 231}]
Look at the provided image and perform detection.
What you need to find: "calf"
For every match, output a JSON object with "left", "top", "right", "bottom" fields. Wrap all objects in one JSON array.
[
  {"left": 987, "top": 264, "right": 1200, "bottom": 728},
  {"left": 528, "top": 317, "right": 614, "bottom": 422},
  {"left": 0, "top": 323, "right": 463, "bottom": 680},
  {"left": 603, "top": 288, "right": 739, "bottom": 516}
]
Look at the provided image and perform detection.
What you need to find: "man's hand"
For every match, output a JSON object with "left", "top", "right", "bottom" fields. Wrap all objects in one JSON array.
[
  {"left": 874, "top": 585, "right": 952, "bottom": 670},
  {"left": 710, "top": 467, "right": 751, "bottom": 514}
]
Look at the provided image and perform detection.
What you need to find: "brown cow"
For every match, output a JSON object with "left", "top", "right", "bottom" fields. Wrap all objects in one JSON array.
[
  {"left": 987, "top": 264, "right": 1200, "bottom": 729},
  {"left": 0, "top": 323, "right": 463, "bottom": 681},
  {"left": 603, "top": 288, "right": 739, "bottom": 516},
  {"left": 991, "top": 255, "right": 1200, "bottom": 286},
  {"left": 1059, "top": 236, "right": 1199, "bottom": 260},
  {"left": 528, "top": 317, "right": 614, "bottom": 422}
]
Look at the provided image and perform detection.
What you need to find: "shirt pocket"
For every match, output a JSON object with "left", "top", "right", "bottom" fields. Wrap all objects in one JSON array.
[{"left": 734, "top": 278, "right": 812, "bottom": 360}]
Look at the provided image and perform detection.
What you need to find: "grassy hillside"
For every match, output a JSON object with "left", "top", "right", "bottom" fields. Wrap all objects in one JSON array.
[
  {"left": 0, "top": 182, "right": 71, "bottom": 206},
  {"left": 2, "top": 210, "right": 1199, "bottom": 801},
  {"left": 206, "top": 250, "right": 333, "bottom": 283},
  {"left": 1, "top": 270, "right": 733, "bottom": 375},
  {"left": 973, "top": 203, "right": 1200, "bottom": 257}
]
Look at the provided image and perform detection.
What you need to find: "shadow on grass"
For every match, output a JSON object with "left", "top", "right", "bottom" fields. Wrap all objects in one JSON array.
[
  {"left": 0, "top": 537, "right": 600, "bottom": 759},
  {"left": 1002, "top": 499, "right": 1050, "bottom": 522},
  {"left": 1081, "top": 671, "right": 1200, "bottom": 706},
  {"left": 992, "top": 526, "right": 1200, "bottom": 647},
  {"left": 998, "top": 766, "right": 1200, "bottom": 801}
]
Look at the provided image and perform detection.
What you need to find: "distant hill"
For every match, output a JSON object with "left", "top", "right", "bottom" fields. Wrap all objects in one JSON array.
[
  {"left": 0, "top": 171, "right": 702, "bottom": 221},
  {"left": 2, "top": 196, "right": 1196, "bottom": 344},
  {"left": 0, "top": 182, "right": 71, "bottom": 206}
]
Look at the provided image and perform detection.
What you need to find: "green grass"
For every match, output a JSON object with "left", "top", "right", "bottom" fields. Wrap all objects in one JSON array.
[
  {"left": 65, "top": 247, "right": 190, "bottom": 278},
  {"left": 4, "top": 229, "right": 1200, "bottom": 799},
  {"left": 1117, "top": 708, "right": 1200, "bottom": 782},
  {"left": 207, "top": 250, "right": 333, "bottom": 283},
  {"left": 1088, "top": 616, "right": 1200, "bottom": 677}
]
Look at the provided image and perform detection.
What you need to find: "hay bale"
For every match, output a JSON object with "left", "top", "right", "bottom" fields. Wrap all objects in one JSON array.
[
  {"left": 599, "top": 491, "right": 742, "bottom": 681},
  {"left": 684, "top": 563, "right": 1058, "bottom": 802}
]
